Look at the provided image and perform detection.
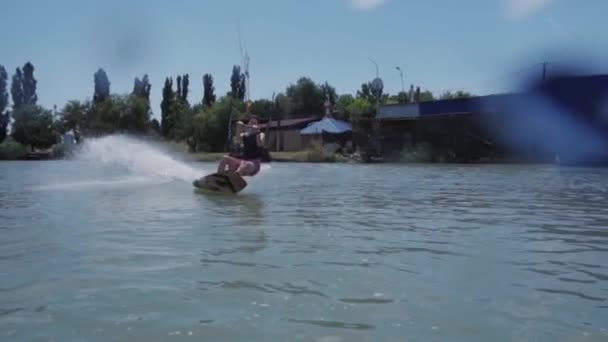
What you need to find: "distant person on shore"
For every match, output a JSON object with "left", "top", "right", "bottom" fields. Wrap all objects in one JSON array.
[{"left": 217, "top": 115, "right": 265, "bottom": 177}]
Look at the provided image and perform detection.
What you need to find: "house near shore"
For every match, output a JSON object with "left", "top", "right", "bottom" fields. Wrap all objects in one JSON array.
[
  {"left": 300, "top": 114, "right": 353, "bottom": 151},
  {"left": 256, "top": 99, "right": 354, "bottom": 152},
  {"left": 257, "top": 114, "right": 353, "bottom": 152},
  {"left": 257, "top": 117, "right": 318, "bottom": 151}
]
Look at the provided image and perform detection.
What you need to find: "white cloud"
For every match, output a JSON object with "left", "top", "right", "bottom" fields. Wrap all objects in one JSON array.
[
  {"left": 504, "top": 0, "right": 554, "bottom": 19},
  {"left": 349, "top": 0, "right": 388, "bottom": 11}
]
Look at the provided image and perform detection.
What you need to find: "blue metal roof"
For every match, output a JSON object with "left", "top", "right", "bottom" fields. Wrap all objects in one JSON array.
[{"left": 300, "top": 117, "right": 352, "bottom": 135}]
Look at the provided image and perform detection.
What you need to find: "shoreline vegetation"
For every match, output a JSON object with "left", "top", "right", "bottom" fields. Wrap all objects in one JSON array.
[
  {"left": 1, "top": 60, "right": 545, "bottom": 165},
  {"left": 1, "top": 137, "right": 551, "bottom": 165}
]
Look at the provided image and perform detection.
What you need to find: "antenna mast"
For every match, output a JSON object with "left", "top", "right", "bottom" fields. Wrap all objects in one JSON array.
[{"left": 237, "top": 22, "right": 250, "bottom": 105}]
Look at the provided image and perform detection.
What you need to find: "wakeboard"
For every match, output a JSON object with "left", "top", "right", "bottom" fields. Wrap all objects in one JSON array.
[{"left": 193, "top": 171, "right": 248, "bottom": 194}]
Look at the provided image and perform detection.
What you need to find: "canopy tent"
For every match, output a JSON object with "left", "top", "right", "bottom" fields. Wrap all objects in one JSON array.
[{"left": 300, "top": 117, "right": 352, "bottom": 135}]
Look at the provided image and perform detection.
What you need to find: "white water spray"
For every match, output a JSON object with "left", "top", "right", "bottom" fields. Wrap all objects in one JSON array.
[{"left": 74, "top": 135, "right": 206, "bottom": 182}]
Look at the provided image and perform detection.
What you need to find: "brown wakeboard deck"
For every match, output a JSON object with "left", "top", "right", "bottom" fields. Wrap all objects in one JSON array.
[{"left": 193, "top": 172, "right": 248, "bottom": 194}]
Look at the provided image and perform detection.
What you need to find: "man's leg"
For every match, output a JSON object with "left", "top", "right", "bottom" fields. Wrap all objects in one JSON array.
[
  {"left": 236, "top": 160, "right": 260, "bottom": 177},
  {"left": 217, "top": 156, "right": 241, "bottom": 173},
  {"left": 236, "top": 160, "right": 254, "bottom": 176}
]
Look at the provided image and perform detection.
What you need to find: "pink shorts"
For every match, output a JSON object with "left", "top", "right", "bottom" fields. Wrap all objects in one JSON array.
[{"left": 239, "top": 159, "right": 261, "bottom": 176}]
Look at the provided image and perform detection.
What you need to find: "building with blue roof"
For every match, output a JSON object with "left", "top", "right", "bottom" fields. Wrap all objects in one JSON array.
[
  {"left": 300, "top": 117, "right": 352, "bottom": 135},
  {"left": 374, "top": 74, "right": 608, "bottom": 165}
]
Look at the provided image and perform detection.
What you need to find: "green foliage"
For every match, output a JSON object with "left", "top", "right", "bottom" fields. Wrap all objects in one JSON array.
[
  {"left": 120, "top": 95, "right": 151, "bottom": 133},
  {"left": 161, "top": 77, "right": 175, "bottom": 137},
  {"left": 132, "top": 74, "right": 151, "bottom": 100},
  {"left": 85, "top": 98, "right": 119, "bottom": 135},
  {"left": 11, "top": 105, "right": 60, "bottom": 151},
  {"left": 396, "top": 142, "right": 434, "bottom": 163},
  {"left": 410, "top": 86, "right": 434, "bottom": 102},
  {"left": 346, "top": 98, "right": 375, "bottom": 125},
  {"left": 397, "top": 91, "right": 409, "bottom": 103},
  {"left": 0, "top": 112, "right": 8, "bottom": 143},
  {"left": 0, "top": 139, "right": 28, "bottom": 160},
  {"left": 94, "top": 68, "right": 110, "bottom": 102},
  {"left": 205, "top": 96, "right": 242, "bottom": 151},
  {"left": 162, "top": 73, "right": 192, "bottom": 140},
  {"left": 419, "top": 90, "right": 435, "bottom": 102},
  {"left": 182, "top": 74, "right": 189, "bottom": 103},
  {"left": 285, "top": 77, "right": 333, "bottom": 116},
  {"left": 438, "top": 90, "right": 474, "bottom": 100},
  {"left": 22, "top": 62, "right": 37, "bottom": 106},
  {"left": 51, "top": 143, "right": 67, "bottom": 159},
  {"left": 191, "top": 110, "right": 217, "bottom": 152},
  {"left": 82, "top": 95, "right": 151, "bottom": 136},
  {"left": 0, "top": 65, "right": 9, "bottom": 113},
  {"left": 1, "top": 60, "right": 480, "bottom": 157},
  {"left": 167, "top": 98, "right": 190, "bottom": 140},
  {"left": 173, "top": 105, "right": 196, "bottom": 151},
  {"left": 320, "top": 82, "right": 337, "bottom": 105},
  {"left": 175, "top": 96, "right": 243, "bottom": 152},
  {"left": 392, "top": 142, "right": 456, "bottom": 163},
  {"left": 250, "top": 99, "right": 273, "bottom": 117},
  {"left": 11, "top": 67, "right": 24, "bottom": 109},
  {"left": 176, "top": 74, "right": 189, "bottom": 103},
  {"left": 274, "top": 93, "right": 293, "bottom": 119},
  {"left": 385, "top": 95, "right": 400, "bottom": 105},
  {"left": 336, "top": 94, "right": 355, "bottom": 121},
  {"left": 357, "top": 83, "right": 372, "bottom": 101},
  {"left": 151, "top": 118, "right": 161, "bottom": 134},
  {"left": 357, "top": 81, "right": 384, "bottom": 105},
  {"left": 410, "top": 85, "right": 435, "bottom": 102},
  {"left": 9, "top": 62, "right": 39, "bottom": 121},
  {"left": 59, "top": 100, "right": 88, "bottom": 140},
  {"left": 230, "top": 66, "right": 245, "bottom": 101},
  {"left": 0, "top": 65, "right": 9, "bottom": 143},
  {"left": 303, "top": 140, "right": 347, "bottom": 163},
  {"left": 203, "top": 74, "right": 216, "bottom": 107}
]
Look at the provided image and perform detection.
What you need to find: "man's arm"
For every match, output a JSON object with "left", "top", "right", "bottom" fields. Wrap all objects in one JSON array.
[{"left": 237, "top": 122, "right": 262, "bottom": 137}]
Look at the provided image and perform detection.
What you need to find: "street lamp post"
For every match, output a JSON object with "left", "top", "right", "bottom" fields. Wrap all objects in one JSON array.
[
  {"left": 396, "top": 66, "right": 405, "bottom": 102},
  {"left": 369, "top": 58, "right": 379, "bottom": 78},
  {"left": 368, "top": 58, "right": 383, "bottom": 160},
  {"left": 368, "top": 57, "right": 382, "bottom": 114}
]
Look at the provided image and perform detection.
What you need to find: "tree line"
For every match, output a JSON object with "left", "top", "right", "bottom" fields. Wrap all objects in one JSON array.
[{"left": 0, "top": 61, "right": 474, "bottom": 153}]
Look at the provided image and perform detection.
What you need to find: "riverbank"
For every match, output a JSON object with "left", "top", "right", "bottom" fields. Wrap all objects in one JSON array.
[
  {"left": 0, "top": 138, "right": 558, "bottom": 165},
  {"left": 0, "top": 140, "right": 69, "bottom": 161},
  {"left": 189, "top": 150, "right": 352, "bottom": 163}
]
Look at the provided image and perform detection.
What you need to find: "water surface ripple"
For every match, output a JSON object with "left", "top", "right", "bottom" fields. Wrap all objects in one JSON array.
[{"left": 1, "top": 161, "right": 607, "bottom": 341}]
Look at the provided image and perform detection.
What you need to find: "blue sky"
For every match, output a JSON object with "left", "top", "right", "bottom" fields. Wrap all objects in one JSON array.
[{"left": 2, "top": 0, "right": 607, "bottom": 120}]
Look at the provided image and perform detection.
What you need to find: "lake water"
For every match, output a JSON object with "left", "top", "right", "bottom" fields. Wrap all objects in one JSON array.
[{"left": 1, "top": 135, "right": 608, "bottom": 341}]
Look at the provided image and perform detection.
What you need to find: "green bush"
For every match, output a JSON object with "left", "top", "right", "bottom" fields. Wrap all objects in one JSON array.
[
  {"left": 303, "top": 140, "right": 346, "bottom": 163},
  {"left": 397, "top": 142, "right": 434, "bottom": 163},
  {"left": 393, "top": 142, "right": 457, "bottom": 163},
  {"left": 0, "top": 140, "right": 28, "bottom": 160},
  {"left": 51, "top": 144, "right": 69, "bottom": 159}
]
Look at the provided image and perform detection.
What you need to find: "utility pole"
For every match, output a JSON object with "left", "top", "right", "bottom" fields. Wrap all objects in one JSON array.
[
  {"left": 542, "top": 61, "right": 548, "bottom": 81},
  {"left": 226, "top": 97, "right": 234, "bottom": 153}
]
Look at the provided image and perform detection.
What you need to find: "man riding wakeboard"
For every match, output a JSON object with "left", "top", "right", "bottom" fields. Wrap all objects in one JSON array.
[{"left": 217, "top": 115, "right": 265, "bottom": 177}]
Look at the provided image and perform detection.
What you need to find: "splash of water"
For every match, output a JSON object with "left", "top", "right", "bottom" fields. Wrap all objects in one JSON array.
[
  {"left": 74, "top": 134, "right": 206, "bottom": 182},
  {"left": 32, "top": 176, "right": 166, "bottom": 191}
]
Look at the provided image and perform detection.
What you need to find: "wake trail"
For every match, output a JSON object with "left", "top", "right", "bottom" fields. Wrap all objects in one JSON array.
[{"left": 74, "top": 134, "right": 207, "bottom": 182}]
